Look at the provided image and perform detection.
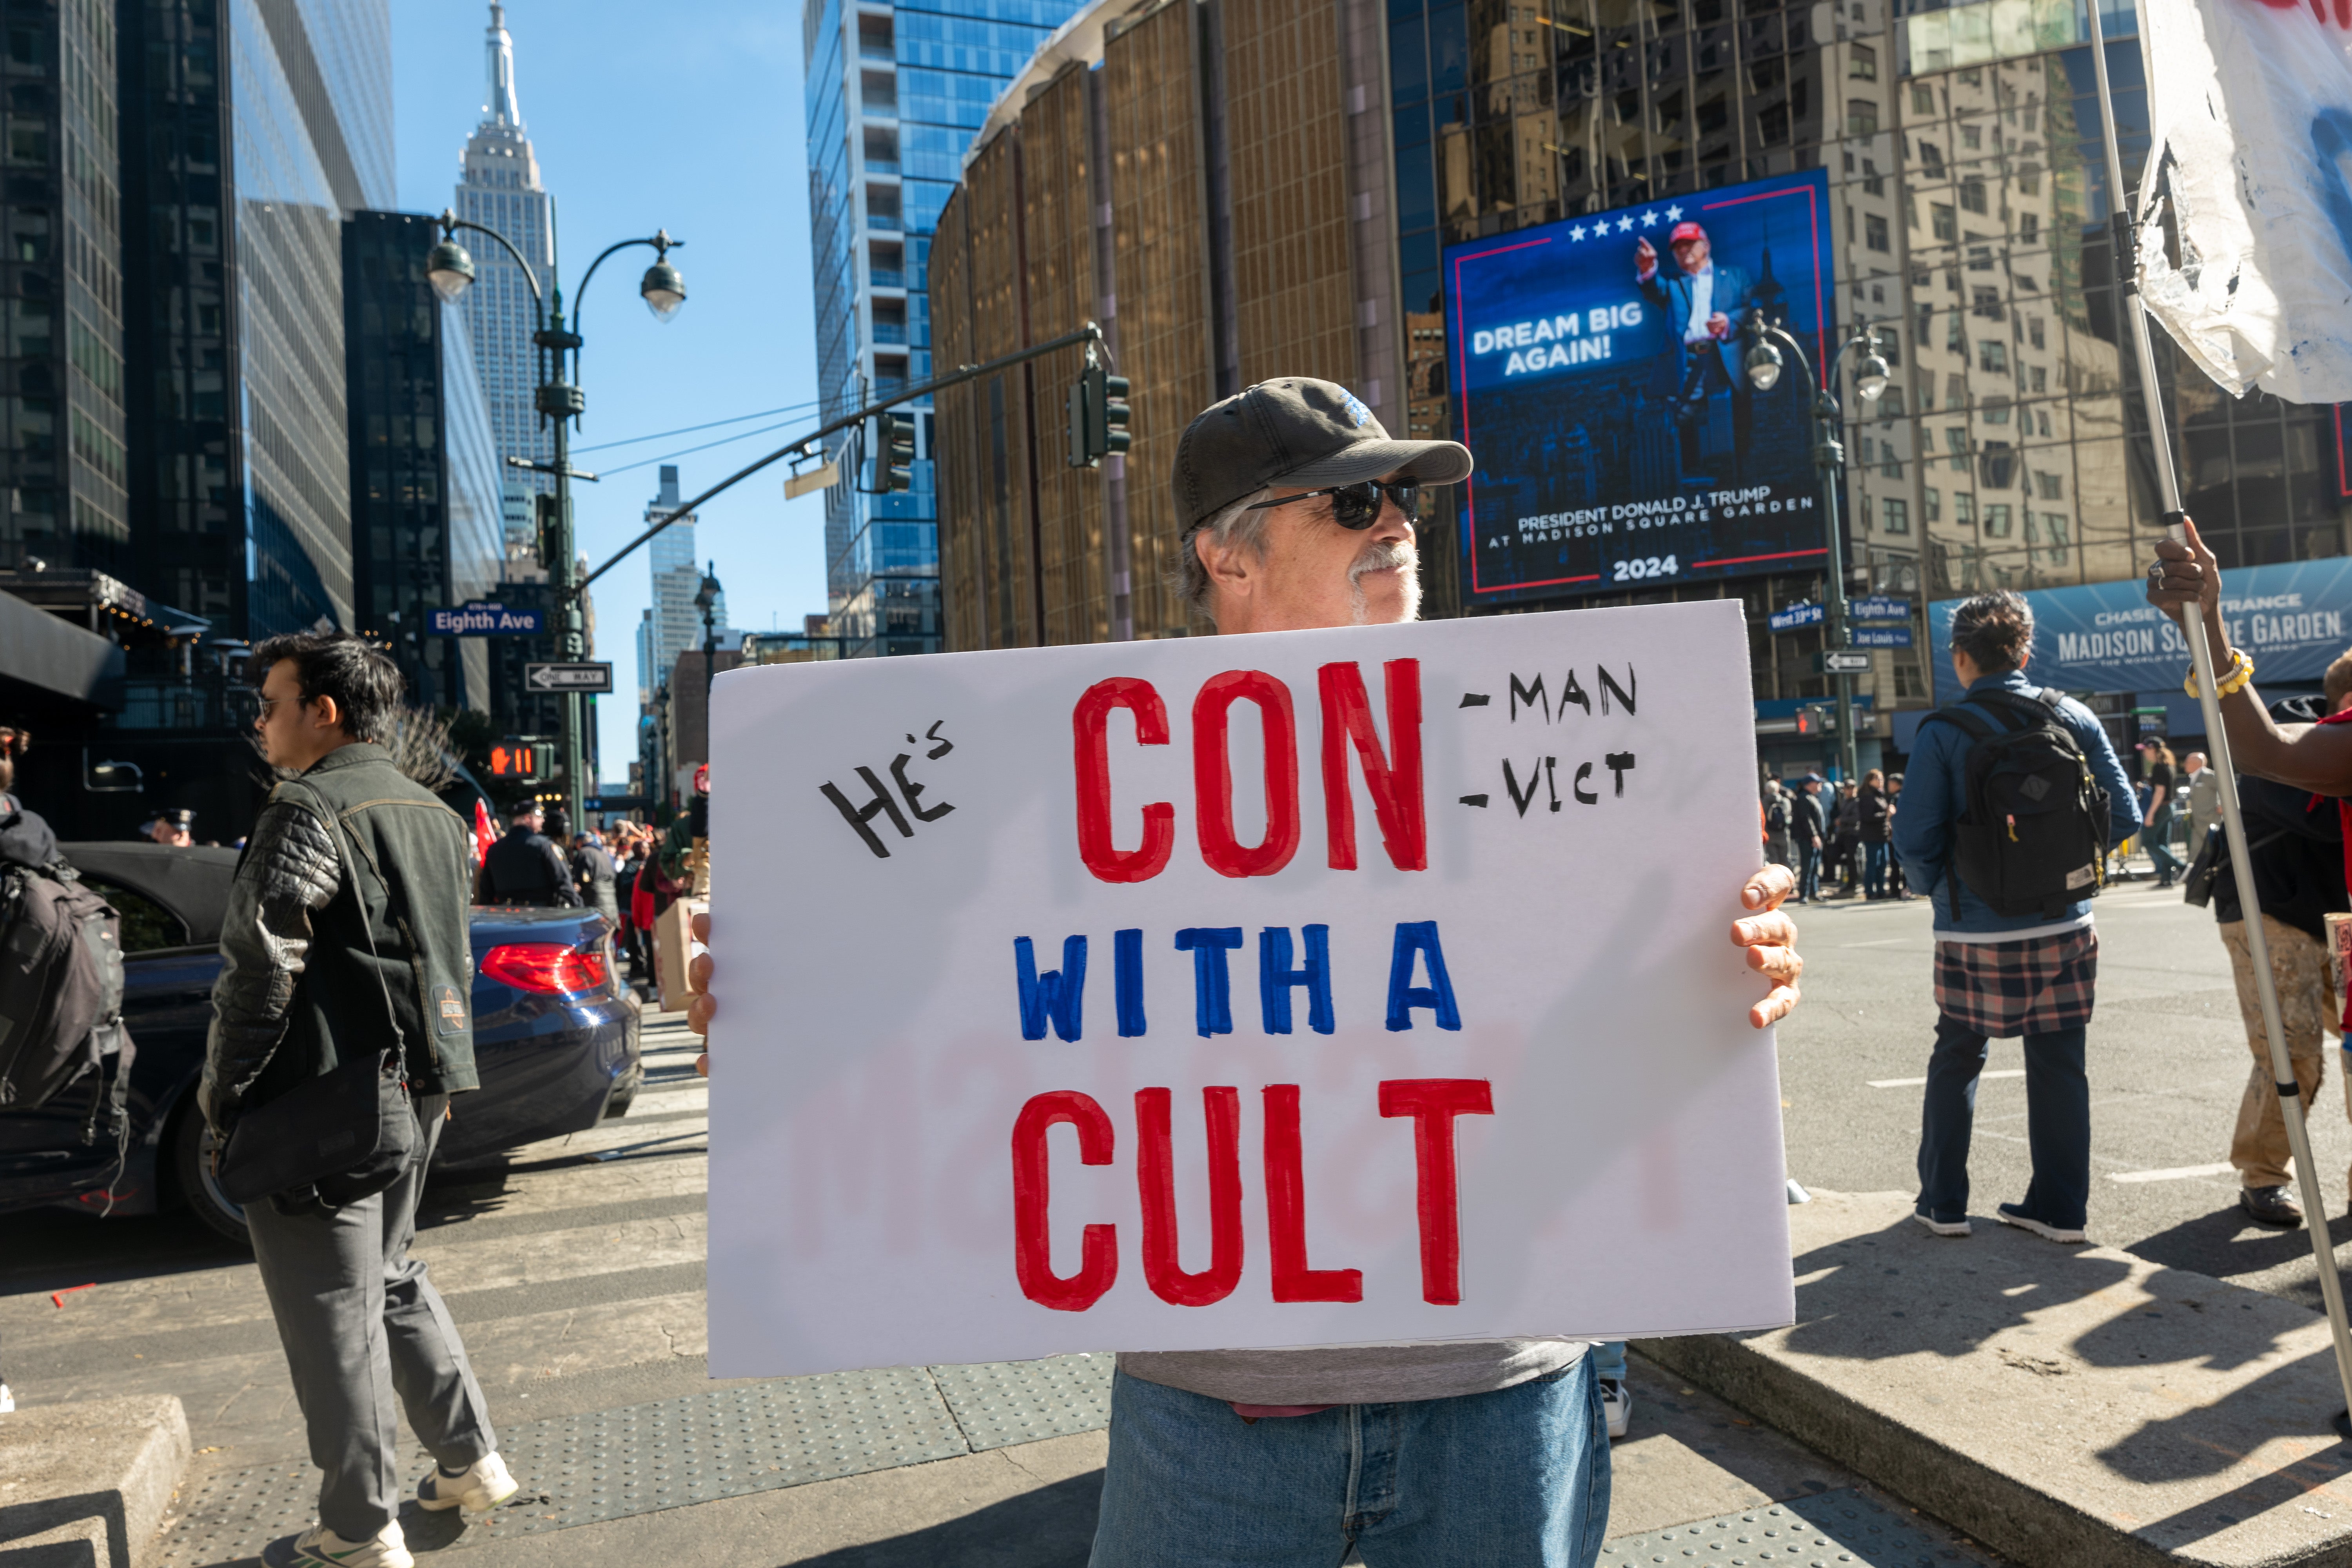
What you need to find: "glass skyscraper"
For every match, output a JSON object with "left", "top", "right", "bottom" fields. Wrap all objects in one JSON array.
[
  {"left": 343, "top": 209, "right": 503, "bottom": 712},
  {"left": 639, "top": 462, "right": 724, "bottom": 700},
  {"left": 800, "top": 0, "right": 1082, "bottom": 657}
]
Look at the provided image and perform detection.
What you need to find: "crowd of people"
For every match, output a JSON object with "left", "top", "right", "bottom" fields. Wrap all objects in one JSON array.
[
  {"left": 469, "top": 802, "right": 681, "bottom": 997},
  {"left": 1762, "top": 768, "right": 1907, "bottom": 903}
]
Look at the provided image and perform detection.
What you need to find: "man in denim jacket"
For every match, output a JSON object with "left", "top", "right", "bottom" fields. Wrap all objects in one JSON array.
[{"left": 1894, "top": 591, "right": 2139, "bottom": 1244}]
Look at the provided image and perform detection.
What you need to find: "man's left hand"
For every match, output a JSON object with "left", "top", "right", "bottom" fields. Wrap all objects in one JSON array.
[
  {"left": 1734, "top": 864, "right": 1802, "bottom": 1029},
  {"left": 1708, "top": 312, "right": 1732, "bottom": 340}
]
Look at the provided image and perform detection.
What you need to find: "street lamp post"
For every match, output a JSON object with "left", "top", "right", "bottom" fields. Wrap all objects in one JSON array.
[
  {"left": 696, "top": 563, "right": 722, "bottom": 708},
  {"left": 427, "top": 211, "right": 686, "bottom": 830},
  {"left": 1742, "top": 316, "right": 1890, "bottom": 782}
]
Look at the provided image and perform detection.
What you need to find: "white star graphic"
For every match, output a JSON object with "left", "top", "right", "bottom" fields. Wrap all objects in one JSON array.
[
  {"left": 1666, "top": 204, "right": 1684, "bottom": 220},
  {"left": 1641, "top": 209, "right": 1659, "bottom": 227},
  {"left": 1617, "top": 215, "right": 1634, "bottom": 232},
  {"left": 1569, "top": 223, "right": 1586, "bottom": 241}
]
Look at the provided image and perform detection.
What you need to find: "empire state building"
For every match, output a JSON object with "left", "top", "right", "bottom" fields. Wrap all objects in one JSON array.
[{"left": 454, "top": 3, "right": 556, "bottom": 553}]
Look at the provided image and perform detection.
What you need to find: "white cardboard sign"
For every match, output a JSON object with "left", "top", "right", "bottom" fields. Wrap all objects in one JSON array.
[{"left": 706, "top": 601, "right": 1793, "bottom": 1377}]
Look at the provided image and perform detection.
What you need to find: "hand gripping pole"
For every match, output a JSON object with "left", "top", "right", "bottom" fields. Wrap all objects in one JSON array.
[{"left": 2095, "top": 11, "right": 2352, "bottom": 1430}]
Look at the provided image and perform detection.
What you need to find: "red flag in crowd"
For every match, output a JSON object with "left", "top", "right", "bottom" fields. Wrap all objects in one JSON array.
[{"left": 473, "top": 798, "right": 496, "bottom": 866}]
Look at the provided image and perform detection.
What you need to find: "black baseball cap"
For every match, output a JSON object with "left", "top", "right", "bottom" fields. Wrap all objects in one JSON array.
[{"left": 1172, "top": 378, "right": 1474, "bottom": 532}]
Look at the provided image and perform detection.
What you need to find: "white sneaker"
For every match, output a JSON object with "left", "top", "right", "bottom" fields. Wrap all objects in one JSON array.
[
  {"left": 260, "top": 1521, "right": 412, "bottom": 1568},
  {"left": 416, "top": 1450, "right": 520, "bottom": 1513},
  {"left": 1996, "top": 1204, "right": 2087, "bottom": 1244},
  {"left": 1913, "top": 1210, "right": 1972, "bottom": 1238},
  {"left": 1601, "top": 1377, "right": 1632, "bottom": 1440}
]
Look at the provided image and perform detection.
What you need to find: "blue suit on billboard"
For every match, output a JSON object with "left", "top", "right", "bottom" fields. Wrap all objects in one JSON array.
[{"left": 1636, "top": 237, "right": 1761, "bottom": 484}]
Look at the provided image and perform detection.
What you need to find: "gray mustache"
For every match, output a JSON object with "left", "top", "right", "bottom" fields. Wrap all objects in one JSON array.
[{"left": 1349, "top": 540, "right": 1417, "bottom": 579}]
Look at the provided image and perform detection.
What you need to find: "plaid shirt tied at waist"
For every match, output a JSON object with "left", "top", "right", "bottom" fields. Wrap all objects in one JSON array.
[{"left": 1933, "top": 926, "right": 2099, "bottom": 1037}]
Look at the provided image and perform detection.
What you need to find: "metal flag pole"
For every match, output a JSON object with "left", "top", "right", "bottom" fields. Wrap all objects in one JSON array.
[{"left": 2091, "top": 5, "right": 2352, "bottom": 1427}]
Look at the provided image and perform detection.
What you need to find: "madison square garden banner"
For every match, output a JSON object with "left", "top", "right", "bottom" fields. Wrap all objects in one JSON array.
[
  {"left": 704, "top": 605, "right": 1794, "bottom": 1376},
  {"left": 1445, "top": 169, "right": 1838, "bottom": 605}
]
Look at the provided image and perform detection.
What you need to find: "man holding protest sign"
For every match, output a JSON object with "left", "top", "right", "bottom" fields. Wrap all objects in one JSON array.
[{"left": 691, "top": 377, "right": 1803, "bottom": 1567}]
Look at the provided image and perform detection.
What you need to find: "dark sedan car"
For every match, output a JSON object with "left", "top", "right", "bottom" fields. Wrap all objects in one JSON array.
[{"left": 0, "top": 842, "right": 642, "bottom": 1243}]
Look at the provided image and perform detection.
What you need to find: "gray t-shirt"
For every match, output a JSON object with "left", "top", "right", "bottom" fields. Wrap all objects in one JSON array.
[{"left": 1116, "top": 1338, "right": 1588, "bottom": 1405}]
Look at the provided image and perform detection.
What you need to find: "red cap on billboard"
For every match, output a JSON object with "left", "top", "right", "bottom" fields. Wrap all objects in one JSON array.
[{"left": 1670, "top": 221, "right": 1707, "bottom": 244}]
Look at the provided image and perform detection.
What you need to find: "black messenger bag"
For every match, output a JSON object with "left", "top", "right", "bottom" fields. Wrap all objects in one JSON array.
[{"left": 217, "top": 815, "right": 419, "bottom": 1208}]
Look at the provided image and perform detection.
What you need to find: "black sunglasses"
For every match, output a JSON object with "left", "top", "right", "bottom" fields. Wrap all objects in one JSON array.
[{"left": 1244, "top": 480, "right": 1420, "bottom": 530}]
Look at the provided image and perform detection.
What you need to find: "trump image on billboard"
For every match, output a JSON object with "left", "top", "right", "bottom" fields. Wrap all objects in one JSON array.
[{"left": 1444, "top": 169, "right": 1837, "bottom": 604}]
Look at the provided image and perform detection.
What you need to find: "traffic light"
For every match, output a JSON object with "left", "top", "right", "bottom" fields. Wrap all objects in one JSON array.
[
  {"left": 1065, "top": 358, "right": 1131, "bottom": 468},
  {"left": 534, "top": 494, "right": 561, "bottom": 571},
  {"left": 1793, "top": 704, "right": 1837, "bottom": 737},
  {"left": 488, "top": 740, "right": 554, "bottom": 782},
  {"left": 878, "top": 411, "right": 916, "bottom": 492}
]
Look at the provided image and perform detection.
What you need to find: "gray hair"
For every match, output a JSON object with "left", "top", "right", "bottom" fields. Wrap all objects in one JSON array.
[{"left": 1176, "top": 487, "right": 1274, "bottom": 620}]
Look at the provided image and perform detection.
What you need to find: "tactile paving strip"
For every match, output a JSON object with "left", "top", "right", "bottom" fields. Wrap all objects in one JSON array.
[
  {"left": 1599, "top": 1490, "right": 1989, "bottom": 1567},
  {"left": 158, "top": 1356, "right": 1109, "bottom": 1566},
  {"left": 929, "top": 1351, "right": 1112, "bottom": 1450}
]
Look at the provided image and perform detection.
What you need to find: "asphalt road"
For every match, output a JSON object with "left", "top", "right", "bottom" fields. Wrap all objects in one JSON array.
[{"left": 1776, "top": 876, "right": 2352, "bottom": 1314}]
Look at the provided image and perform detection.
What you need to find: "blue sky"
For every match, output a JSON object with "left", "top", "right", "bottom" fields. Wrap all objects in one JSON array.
[{"left": 390, "top": 1, "right": 831, "bottom": 784}]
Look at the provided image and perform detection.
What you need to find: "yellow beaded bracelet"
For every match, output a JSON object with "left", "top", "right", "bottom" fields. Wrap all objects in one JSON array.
[{"left": 2184, "top": 652, "right": 2255, "bottom": 699}]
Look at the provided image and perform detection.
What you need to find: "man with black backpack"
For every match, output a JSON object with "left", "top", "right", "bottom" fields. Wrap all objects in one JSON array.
[
  {"left": 202, "top": 634, "right": 518, "bottom": 1568},
  {"left": 1893, "top": 592, "right": 2139, "bottom": 1245}
]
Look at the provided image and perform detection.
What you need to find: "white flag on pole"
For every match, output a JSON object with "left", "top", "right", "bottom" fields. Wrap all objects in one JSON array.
[{"left": 2139, "top": 0, "right": 2352, "bottom": 401}]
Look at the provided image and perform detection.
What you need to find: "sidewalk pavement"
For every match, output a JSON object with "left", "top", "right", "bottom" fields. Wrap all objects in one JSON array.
[
  {"left": 1643, "top": 1188, "right": 2352, "bottom": 1568},
  {"left": 416, "top": 1350, "right": 1969, "bottom": 1568}
]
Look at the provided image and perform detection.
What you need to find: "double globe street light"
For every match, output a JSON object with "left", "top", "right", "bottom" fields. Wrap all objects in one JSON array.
[
  {"left": 1743, "top": 315, "right": 1891, "bottom": 783},
  {"left": 427, "top": 211, "right": 686, "bottom": 828}
]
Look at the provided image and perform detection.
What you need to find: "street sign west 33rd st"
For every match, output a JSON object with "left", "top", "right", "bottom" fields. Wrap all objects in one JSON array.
[{"left": 526, "top": 662, "right": 613, "bottom": 694}]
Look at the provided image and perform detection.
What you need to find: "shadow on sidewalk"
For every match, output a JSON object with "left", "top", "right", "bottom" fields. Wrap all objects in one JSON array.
[{"left": 784, "top": 1471, "right": 1102, "bottom": 1567}]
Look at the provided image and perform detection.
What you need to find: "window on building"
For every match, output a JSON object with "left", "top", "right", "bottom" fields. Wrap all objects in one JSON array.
[
  {"left": 1960, "top": 122, "right": 1982, "bottom": 149},
  {"left": 2017, "top": 165, "right": 2040, "bottom": 196},
  {"left": 1848, "top": 99, "right": 1878, "bottom": 136},
  {"left": 1866, "top": 212, "right": 1890, "bottom": 252},
  {"left": 1945, "top": 425, "right": 1970, "bottom": 468},
  {"left": 1979, "top": 338, "right": 2008, "bottom": 373},
  {"left": 1932, "top": 202, "right": 1956, "bottom": 241},
  {"left": 1912, "top": 84, "right": 1936, "bottom": 114},
  {"left": 2035, "top": 469, "right": 2064, "bottom": 499},
  {"left": 1956, "top": 492, "right": 1977, "bottom": 528},
  {"left": 1945, "top": 372, "right": 1968, "bottom": 408},
  {"left": 1981, "top": 396, "right": 2011, "bottom": 425},
  {"left": 2041, "top": 512, "right": 2071, "bottom": 563},
  {"left": 1851, "top": 43, "right": 1877, "bottom": 79},
  {"left": 1960, "top": 179, "right": 1988, "bottom": 215},
  {"left": 2037, "top": 408, "right": 2053, "bottom": 437},
  {"left": 1883, "top": 497, "right": 1910, "bottom": 534},
  {"left": 1922, "top": 142, "right": 1946, "bottom": 176},
  {"left": 2028, "top": 364, "right": 2047, "bottom": 393},
  {"left": 1946, "top": 312, "right": 1964, "bottom": 352},
  {"left": 1972, "top": 287, "right": 2002, "bottom": 320},
  {"left": 1925, "top": 486, "right": 1942, "bottom": 522}
]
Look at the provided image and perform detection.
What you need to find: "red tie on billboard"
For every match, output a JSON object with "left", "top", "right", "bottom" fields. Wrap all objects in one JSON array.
[{"left": 473, "top": 798, "right": 496, "bottom": 867}]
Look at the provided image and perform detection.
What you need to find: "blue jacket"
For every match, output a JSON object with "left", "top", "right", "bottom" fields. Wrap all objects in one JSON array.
[{"left": 1892, "top": 670, "right": 2141, "bottom": 936}]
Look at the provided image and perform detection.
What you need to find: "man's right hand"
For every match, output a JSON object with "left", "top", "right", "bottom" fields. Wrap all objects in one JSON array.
[
  {"left": 1635, "top": 236, "right": 1657, "bottom": 280},
  {"left": 688, "top": 909, "right": 713, "bottom": 1077}
]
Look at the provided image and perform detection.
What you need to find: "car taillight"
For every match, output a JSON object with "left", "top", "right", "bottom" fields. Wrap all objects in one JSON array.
[{"left": 481, "top": 943, "right": 608, "bottom": 995}]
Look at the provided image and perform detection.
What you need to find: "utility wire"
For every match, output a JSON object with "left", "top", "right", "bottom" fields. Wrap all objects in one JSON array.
[
  {"left": 596, "top": 417, "right": 806, "bottom": 478},
  {"left": 572, "top": 399, "right": 822, "bottom": 454}
]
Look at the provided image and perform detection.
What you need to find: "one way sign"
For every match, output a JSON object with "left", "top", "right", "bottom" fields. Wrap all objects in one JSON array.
[{"left": 526, "top": 661, "right": 613, "bottom": 693}]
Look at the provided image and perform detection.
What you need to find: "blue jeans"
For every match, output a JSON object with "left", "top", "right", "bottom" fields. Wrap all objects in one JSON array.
[
  {"left": 1090, "top": 1361, "right": 1610, "bottom": 1567},
  {"left": 1916, "top": 1014, "right": 2091, "bottom": 1230},
  {"left": 1863, "top": 841, "right": 1890, "bottom": 898},
  {"left": 2145, "top": 801, "right": 2184, "bottom": 882},
  {"left": 1797, "top": 841, "right": 1821, "bottom": 901}
]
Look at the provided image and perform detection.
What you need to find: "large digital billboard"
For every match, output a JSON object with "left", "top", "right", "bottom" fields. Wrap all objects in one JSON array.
[{"left": 1444, "top": 169, "right": 1837, "bottom": 603}]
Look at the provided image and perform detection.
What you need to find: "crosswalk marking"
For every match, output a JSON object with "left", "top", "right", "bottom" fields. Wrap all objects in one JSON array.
[
  {"left": 1867, "top": 1069, "right": 2025, "bottom": 1089},
  {"left": 2106, "top": 1161, "right": 2237, "bottom": 1184}
]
